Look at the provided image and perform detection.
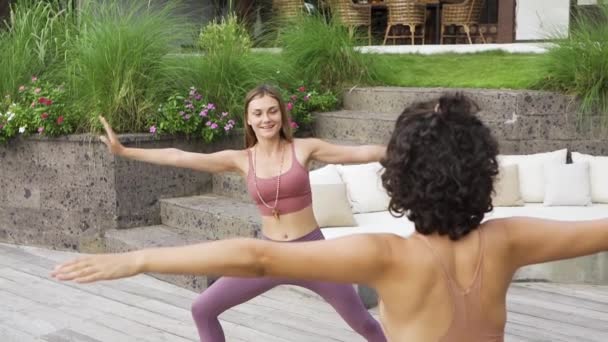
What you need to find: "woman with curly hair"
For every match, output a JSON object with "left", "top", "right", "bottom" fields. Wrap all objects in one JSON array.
[{"left": 53, "top": 93, "right": 608, "bottom": 341}]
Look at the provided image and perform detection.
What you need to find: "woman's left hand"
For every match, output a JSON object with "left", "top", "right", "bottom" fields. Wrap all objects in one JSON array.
[{"left": 51, "top": 252, "right": 142, "bottom": 283}]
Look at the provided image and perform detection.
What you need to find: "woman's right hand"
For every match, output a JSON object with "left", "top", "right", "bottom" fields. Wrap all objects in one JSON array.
[{"left": 99, "top": 116, "right": 124, "bottom": 155}]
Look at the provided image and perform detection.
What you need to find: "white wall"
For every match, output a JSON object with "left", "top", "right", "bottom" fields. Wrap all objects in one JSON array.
[{"left": 515, "top": 0, "right": 570, "bottom": 40}]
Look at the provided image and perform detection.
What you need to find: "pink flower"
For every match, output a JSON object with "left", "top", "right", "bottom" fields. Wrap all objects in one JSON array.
[
  {"left": 210, "top": 123, "right": 218, "bottom": 129},
  {"left": 34, "top": 88, "right": 41, "bottom": 94},
  {"left": 199, "top": 110, "right": 208, "bottom": 117},
  {"left": 290, "top": 120, "right": 299, "bottom": 129},
  {"left": 228, "top": 120, "right": 235, "bottom": 125},
  {"left": 298, "top": 86, "right": 306, "bottom": 92},
  {"left": 38, "top": 127, "right": 44, "bottom": 134},
  {"left": 207, "top": 103, "right": 215, "bottom": 110},
  {"left": 18, "top": 85, "right": 26, "bottom": 92},
  {"left": 31, "top": 76, "right": 38, "bottom": 82},
  {"left": 31, "top": 101, "right": 36, "bottom": 108},
  {"left": 41, "top": 112, "right": 49, "bottom": 120},
  {"left": 195, "top": 94, "right": 202, "bottom": 101},
  {"left": 56, "top": 116, "right": 64, "bottom": 125},
  {"left": 287, "top": 102, "right": 293, "bottom": 111},
  {"left": 38, "top": 97, "right": 52, "bottom": 106},
  {"left": 184, "top": 114, "right": 191, "bottom": 120},
  {"left": 303, "top": 95, "right": 310, "bottom": 102},
  {"left": 205, "top": 121, "right": 212, "bottom": 126},
  {"left": 149, "top": 125, "right": 157, "bottom": 134},
  {"left": 224, "top": 125, "right": 231, "bottom": 131},
  {"left": 221, "top": 111, "right": 229, "bottom": 117},
  {"left": 290, "top": 95, "right": 298, "bottom": 101}
]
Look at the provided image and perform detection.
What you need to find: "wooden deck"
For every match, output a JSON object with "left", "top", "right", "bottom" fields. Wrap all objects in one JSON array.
[{"left": 2, "top": 242, "right": 607, "bottom": 342}]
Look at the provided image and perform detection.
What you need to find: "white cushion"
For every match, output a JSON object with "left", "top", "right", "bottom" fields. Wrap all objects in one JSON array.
[
  {"left": 322, "top": 203, "right": 608, "bottom": 239},
  {"left": 336, "top": 162, "right": 390, "bottom": 213},
  {"left": 543, "top": 162, "right": 592, "bottom": 206},
  {"left": 311, "top": 184, "right": 357, "bottom": 228},
  {"left": 322, "top": 212, "right": 415, "bottom": 239},
  {"left": 498, "top": 149, "right": 567, "bottom": 202},
  {"left": 309, "top": 164, "right": 343, "bottom": 185},
  {"left": 485, "top": 203, "right": 608, "bottom": 221},
  {"left": 572, "top": 152, "right": 608, "bottom": 203},
  {"left": 492, "top": 164, "right": 524, "bottom": 207}
]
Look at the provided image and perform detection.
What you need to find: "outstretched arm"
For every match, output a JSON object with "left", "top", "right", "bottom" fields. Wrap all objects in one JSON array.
[
  {"left": 503, "top": 217, "right": 608, "bottom": 269},
  {"left": 52, "top": 234, "right": 397, "bottom": 286},
  {"left": 99, "top": 116, "right": 242, "bottom": 173},
  {"left": 303, "top": 138, "right": 386, "bottom": 165}
]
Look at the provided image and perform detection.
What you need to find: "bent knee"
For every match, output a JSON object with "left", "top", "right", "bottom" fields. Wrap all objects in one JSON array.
[{"left": 191, "top": 294, "right": 222, "bottom": 319}]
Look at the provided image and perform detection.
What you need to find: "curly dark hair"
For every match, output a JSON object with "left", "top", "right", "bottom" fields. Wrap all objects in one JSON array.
[{"left": 380, "top": 93, "right": 499, "bottom": 240}]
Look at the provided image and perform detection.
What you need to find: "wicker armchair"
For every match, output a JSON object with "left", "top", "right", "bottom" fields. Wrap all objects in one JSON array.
[
  {"left": 441, "top": 0, "right": 486, "bottom": 44},
  {"left": 330, "top": 0, "right": 372, "bottom": 45},
  {"left": 383, "top": 0, "right": 426, "bottom": 45},
  {"left": 273, "top": 0, "right": 306, "bottom": 21}
]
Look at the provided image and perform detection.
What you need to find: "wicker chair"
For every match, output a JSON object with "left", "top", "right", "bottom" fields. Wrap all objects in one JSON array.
[
  {"left": 273, "top": 0, "right": 306, "bottom": 21},
  {"left": 441, "top": 0, "right": 486, "bottom": 44},
  {"left": 330, "top": 0, "right": 372, "bottom": 46},
  {"left": 383, "top": 0, "right": 426, "bottom": 45}
]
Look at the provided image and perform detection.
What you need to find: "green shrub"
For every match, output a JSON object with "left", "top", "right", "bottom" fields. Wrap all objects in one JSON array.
[
  {"left": 60, "top": 0, "right": 192, "bottom": 133},
  {"left": 280, "top": 15, "right": 377, "bottom": 92},
  {"left": 198, "top": 13, "right": 252, "bottom": 55},
  {"left": 0, "top": 0, "right": 75, "bottom": 98},
  {"left": 540, "top": 5, "right": 608, "bottom": 125}
]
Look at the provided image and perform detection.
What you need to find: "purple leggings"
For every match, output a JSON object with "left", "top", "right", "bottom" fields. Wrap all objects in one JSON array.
[{"left": 191, "top": 228, "right": 387, "bottom": 342}]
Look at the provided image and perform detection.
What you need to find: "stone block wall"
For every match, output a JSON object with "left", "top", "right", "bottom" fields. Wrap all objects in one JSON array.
[
  {"left": 0, "top": 133, "right": 241, "bottom": 250},
  {"left": 342, "top": 88, "right": 608, "bottom": 155}
]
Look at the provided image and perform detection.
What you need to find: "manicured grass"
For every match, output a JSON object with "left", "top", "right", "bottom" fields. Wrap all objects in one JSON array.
[
  {"left": 372, "top": 51, "right": 547, "bottom": 90},
  {"left": 247, "top": 51, "right": 547, "bottom": 90}
]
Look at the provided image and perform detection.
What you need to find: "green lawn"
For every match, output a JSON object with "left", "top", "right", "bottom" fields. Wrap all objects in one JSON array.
[
  {"left": 249, "top": 51, "right": 547, "bottom": 90},
  {"left": 372, "top": 52, "right": 548, "bottom": 90}
]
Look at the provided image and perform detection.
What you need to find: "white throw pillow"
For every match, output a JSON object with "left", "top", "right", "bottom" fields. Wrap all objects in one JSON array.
[
  {"left": 572, "top": 152, "right": 608, "bottom": 203},
  {"left": 492, "top": 164, "right": 524, "bottom": 207},
  {"left": 309, "top": 164, "right": 343, "bottom": 185},
  {"left": 498, "top": 149, "right": 567, "bottom": 202},
  {"left": 309, "top": 164, "right": 357, "bottom": 227},
  {"left": 337, "top": 162, "right": 390, "bottom": 213},
  {"left": 311, "top": 184, "right": 357, "bottom": 227},
  {"left": 543, "top": 162, "right": 592, "bottom": 206}
]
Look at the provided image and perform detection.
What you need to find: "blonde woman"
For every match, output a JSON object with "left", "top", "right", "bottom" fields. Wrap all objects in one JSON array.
[{"left": 94, "top": 84, "right": 387, "bottom": 342}]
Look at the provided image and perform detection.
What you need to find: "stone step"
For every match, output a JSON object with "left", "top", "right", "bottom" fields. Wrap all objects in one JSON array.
[
  {"left": 314, "top": 110, "right": 398, "bottom": 145},
  {"left": 160, "top": 195, "right": 261, "bottom": 240},
  {"left": 342, "top": 87, "right": 555, "bottom": 120},
  {"left": 104, "top": 225, "right": 211, "bottom": 292}
]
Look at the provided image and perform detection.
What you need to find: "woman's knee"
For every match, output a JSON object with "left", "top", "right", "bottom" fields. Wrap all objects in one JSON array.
[
  {"left": 191, "top": 292, "right": 222, "bottom": 319},
  {"left": 356, "top": 316, "right": 382, "bottom": 336}
]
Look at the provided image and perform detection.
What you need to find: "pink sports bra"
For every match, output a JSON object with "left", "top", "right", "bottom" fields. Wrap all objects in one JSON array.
[{"left": 246, "top": 141, "right": 312, "bottom": 217}]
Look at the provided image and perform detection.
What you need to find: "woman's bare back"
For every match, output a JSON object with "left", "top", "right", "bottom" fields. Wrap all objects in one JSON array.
[{"left": 376, "top": 220, "right": 513, "bottom": 341}]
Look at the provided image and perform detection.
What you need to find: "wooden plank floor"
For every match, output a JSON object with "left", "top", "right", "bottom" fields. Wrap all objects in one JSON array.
[{"left": 1, "top": 243, "right": 607, "bottom": 342}]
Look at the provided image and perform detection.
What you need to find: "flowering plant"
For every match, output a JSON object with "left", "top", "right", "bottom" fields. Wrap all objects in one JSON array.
[
  {"left": 0, "top": 76, "right": 71, "bottom": 143},
  {"left": 149, "top": 87, "right": 235, "bottom": 143},
  {"left": 281, "top": 85, "right": 339, "bottom": 133}
]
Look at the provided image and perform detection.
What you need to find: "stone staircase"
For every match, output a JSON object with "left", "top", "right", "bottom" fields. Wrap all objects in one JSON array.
[{"left": 102, "top": 87, "right": 608, "bottom": 295}]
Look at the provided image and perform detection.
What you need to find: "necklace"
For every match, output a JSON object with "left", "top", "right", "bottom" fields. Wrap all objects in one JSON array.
[{"left": 252, "top": 141, "right": 285, "bottom": 220}]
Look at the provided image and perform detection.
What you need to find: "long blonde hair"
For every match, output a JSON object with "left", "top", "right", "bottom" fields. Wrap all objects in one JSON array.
[{"left": 243, "top": 84, "right": 293, "bottom": 148}]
